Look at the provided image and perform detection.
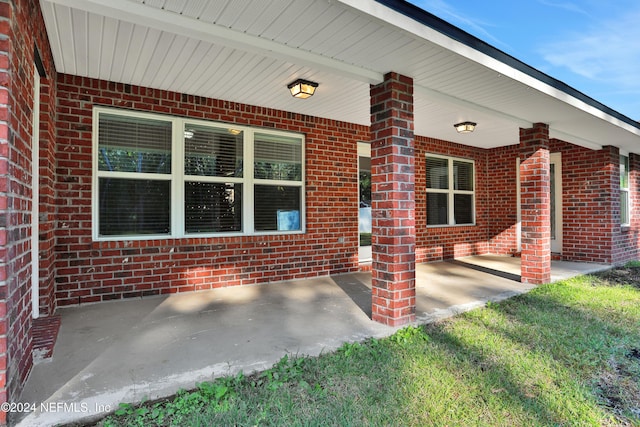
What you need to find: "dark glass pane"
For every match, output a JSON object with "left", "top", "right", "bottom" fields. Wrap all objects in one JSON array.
[
  {"left": 426, "top": 157, "right": 448, "bottom": 189},
  {"left": 185, "top": 182, "right": 242, "bottom": 233},
  {"left": 454, "top": 194, "right": 473, "bottom": 224},
  {"left": 620, "top": 155, "right": 629, "bottom": 188},
  {"left": 184, "top": 125, "right": 243, "bottom": 177},
  {"left": 254, "top": 185, "right": 301, "bottom": 231},
  {"left": 98, "top": 114, "right": 171, "bottom": 174},
  {"left": 453, "top": 160, "right": 473, "bottom": 191},
  {"left": 359, "top": 155, "right": 372, "bottom": 246},
  {"left": 359, "top": 155, "right": 371, "bottom": 207},
  {"left": 254, "top": 133, "right": 302, "bottom": 181},
  {"left": 98, "top": 178, "right": 170, "bottom": 236},
  {"left": 427, "top": 193, "right": 448, "bottom": 225}
]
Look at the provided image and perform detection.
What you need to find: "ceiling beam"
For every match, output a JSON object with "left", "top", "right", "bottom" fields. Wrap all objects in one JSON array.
[{"left": 44, "top": 0, "right": 384, "bottom": 85}]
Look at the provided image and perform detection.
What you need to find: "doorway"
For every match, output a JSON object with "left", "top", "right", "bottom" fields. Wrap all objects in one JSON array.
[
  {"left": 516, "top": 153, "right": 562, "bottom": 254},
  {"left": 549, "top": 153, "right": 562, "bottom": 253},
  {"left": 358, "top": 142, "right": 371, "bottom": 262}
]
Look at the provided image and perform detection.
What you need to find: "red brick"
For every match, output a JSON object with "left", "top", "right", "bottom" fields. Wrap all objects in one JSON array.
[{"left": 370, "top": 73, "right": 416, "bottom": 325}]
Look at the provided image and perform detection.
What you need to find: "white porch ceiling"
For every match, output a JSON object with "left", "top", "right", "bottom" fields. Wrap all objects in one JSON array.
[{"left": 41, "top": 0, "right": 640, "bottom": 151}]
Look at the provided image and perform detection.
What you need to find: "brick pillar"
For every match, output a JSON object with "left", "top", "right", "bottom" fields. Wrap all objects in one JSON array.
[
  {"left": 519, "top": 123, "right": 551, "bottom": 284},
  {"left": 0, "top": 3, "right": 11, "bottom": 424},
  {"left": 602, "top": 145, "right": 620, "bottom": 264},
  {"left": 370, "top": 72, "right": 415, "bottom": 326},
  {"left": 37, "top": 77, "right": 57, "bottom": 316},
  {"left": 629, "top": 153, "right": 640, "bottom": 262}
]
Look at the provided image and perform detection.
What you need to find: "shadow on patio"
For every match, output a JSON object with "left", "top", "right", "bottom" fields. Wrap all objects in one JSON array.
[{"left": 15, "top": 256, "right": 609, "bottom": 426}]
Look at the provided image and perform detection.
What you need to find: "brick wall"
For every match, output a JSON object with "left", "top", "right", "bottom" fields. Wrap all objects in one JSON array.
[
  {"left": 54, "top": 74, "right": 368, "bottom": 306},
  {"left": 53, "top": 79, "right": 640, "bottom": 307},
  {"left": 550, "top": 139, "right": 640, "bottom": 264},
  {"left": 487, "top": 144, "right": 520, "bottom": 255},
  {"left": 550, "top": 140, "right": 616, "bottom": 263},
  {"left": 0, "top": 0, "right": 56, "bottom": 421}
]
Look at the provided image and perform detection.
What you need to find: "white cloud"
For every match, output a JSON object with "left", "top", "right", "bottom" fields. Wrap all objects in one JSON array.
[
  {"left": 413, "top": 0, "right": 508, "bottom": 48},
  {"left": 539, "top": 8, "right": 640, "bottom": 91},
  {"left": 536, "top": 0, "right": 589, "bottom": 16}
]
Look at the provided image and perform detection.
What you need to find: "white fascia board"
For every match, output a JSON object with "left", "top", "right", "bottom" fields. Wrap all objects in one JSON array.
[
  {"left": 44, "top": 0, "right": 384, "bottom": 84},
  {"left": 339, "top": 0, "right": 640, "bottom": 137}
]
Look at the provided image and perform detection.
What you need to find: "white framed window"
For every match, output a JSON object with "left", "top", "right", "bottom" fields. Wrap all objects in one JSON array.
[
  {"left": 620, "top": 154, "right": 630, "bottom": 226},
  {"left": 92, "top": 107, "right": 304, "bottom": 240},
  {"left": 426, "top": 154, "right": 475, "bottom": 226}
]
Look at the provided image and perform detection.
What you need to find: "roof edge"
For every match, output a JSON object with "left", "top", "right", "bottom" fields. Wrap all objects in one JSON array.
[{"left": 376, "top": 0, "right": 640, "bottom": 130}]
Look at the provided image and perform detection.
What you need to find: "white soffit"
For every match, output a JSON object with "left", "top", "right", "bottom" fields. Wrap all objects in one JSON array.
[{"left": 40, "top": 0, "right": 640, "bottom": 151}]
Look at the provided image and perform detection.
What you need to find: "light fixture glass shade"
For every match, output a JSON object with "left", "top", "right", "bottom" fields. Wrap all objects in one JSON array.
[
  {"left": 454, "top": 121, "right": 477, "bottom": 133},
  {"left": 287, "top": 79, "right": 318, "bottom": 99}
]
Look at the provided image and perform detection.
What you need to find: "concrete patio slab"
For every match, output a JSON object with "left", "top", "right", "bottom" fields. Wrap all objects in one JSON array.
[{"left": 15, "top": 256, "right": 610, "bottom": 426}]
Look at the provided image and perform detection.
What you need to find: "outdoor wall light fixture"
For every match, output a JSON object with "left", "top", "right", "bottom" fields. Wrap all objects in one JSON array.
[
  {"left": 287, "top": 79, "right": 318, "bottom": 99},
  {"left": 454, "top": 121, "right": 477, "bottom": 133}
]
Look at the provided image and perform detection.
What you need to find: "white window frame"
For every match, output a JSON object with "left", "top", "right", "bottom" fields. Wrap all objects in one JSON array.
[
  {"left": 92, "top": 107, "right": 305, "bottom": 241},
  {"left": 426, "top": 154, "right": 475, "bottom": 227},
  {"left": 620, "top": 154, "right": 630, "bottom": 227}
]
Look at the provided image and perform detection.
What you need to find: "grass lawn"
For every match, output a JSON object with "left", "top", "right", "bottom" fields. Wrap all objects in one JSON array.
[{"left": 94, "top": 267, "right": 640, "bottom": 427}]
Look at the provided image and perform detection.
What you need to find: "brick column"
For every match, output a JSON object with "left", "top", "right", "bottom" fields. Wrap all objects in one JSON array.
[
  {"left": 602, "top": 145, "right": 621, "bottom": 264},
  {"left": 0, "top": 3, "right": 11, "bottom": 424},
  {"left": 370, "top": 72, "right": 415, "bottom": 326},
  {"left": 628, "top": 153, "right": 640, "bottom": 262},
  {"left": 519, "top": 123, "right": 551, "bottom": 284}
]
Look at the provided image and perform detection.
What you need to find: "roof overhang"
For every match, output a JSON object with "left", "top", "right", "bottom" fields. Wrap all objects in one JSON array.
[{"left": 41, "top": 0, "right": 640, "bottom": 151}]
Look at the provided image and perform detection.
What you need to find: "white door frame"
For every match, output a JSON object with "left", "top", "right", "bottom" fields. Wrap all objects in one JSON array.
[
  {"left": 358, "top": 142, "right": 371, "bottom": 263},
  {"left": 549, "top": 153, "right": 562, "bottom": 253},
  {"left": 516, "top": 153, "right": 562, "bottom": 254},
  {"left": 31, "top": 65, "right": 40, "bottom": 318}
]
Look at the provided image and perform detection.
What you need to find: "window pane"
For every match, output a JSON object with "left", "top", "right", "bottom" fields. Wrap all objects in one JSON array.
[
  {"left": 185, "top": 182, "right": 242, "bottom": 233},
  {"left": 620, "top": 155, "right": 629, "bottom": 189},
  {"left": 621, "top": 190, "right": 629, "bottom": 225},
  {"left": 427, "top": 193, "right": 448, "bottom": 225},
  {"left": 254, "top": 185, "right": 301, "bottom": 231},
  {"left": 98, "top": 114, "right": 171, "bottom": 174},
  {"left": 184, "top": 125, "right": 243, "bottom": 177},
  {"left": 254, "top": 133, "right": 302, "bottom": 181},
  {"left": 426, "top": 157, "right": 448, "bottom": 189},
  {"left": 98, "top": 178, "right": 170, "bottom": 236},
  {"left": 453, "top": 160, "right": 473, "bottom": 191},
  {"left": 454, "top": 194, "right": 473, "bottom": 224},
  {"left": 359, "top": 156, "right": 371, "bottom": 207}
]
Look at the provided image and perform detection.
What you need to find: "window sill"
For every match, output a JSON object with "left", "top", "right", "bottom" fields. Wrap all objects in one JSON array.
[
  {"left": 93, "top": 229, "right": 306, "bottom": 242},
  {"left": 426, "top": 223, "right": 476, "bottom": 229}
]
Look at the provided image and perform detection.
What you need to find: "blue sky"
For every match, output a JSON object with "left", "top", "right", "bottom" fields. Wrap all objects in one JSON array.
[{"left": 407, "top": 0, "right": 640, "bottom": 120}]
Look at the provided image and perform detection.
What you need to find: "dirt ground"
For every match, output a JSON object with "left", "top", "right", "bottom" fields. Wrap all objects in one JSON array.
[{"left": 595, "top": 266, "right": 640, "bottom": 288}]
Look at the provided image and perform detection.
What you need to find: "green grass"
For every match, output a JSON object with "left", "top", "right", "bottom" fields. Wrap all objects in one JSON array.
[{"left": 95, "top": 269, "right": 640, "bottom": 427}]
